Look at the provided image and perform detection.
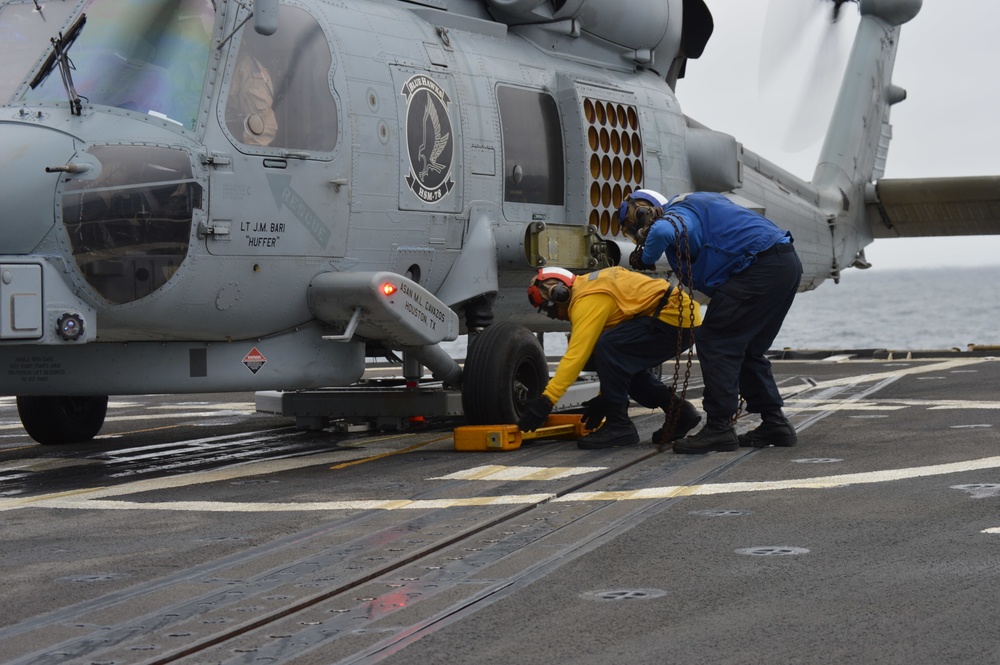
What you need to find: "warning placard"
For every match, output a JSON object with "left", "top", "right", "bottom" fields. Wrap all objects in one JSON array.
[{"left": 242, "top": 347, "right": 267, "bottom": 374}]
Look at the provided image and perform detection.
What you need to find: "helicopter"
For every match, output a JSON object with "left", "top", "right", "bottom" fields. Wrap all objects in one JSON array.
[{"left": 0, "top": 0, "right": 995, "bottom": 445}]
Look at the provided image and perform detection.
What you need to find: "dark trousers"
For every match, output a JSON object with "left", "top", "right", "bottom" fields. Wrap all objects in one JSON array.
[
  {"left": 695, "top": 248, "right": 802, "bottom": 419},
  {"left": 588, "top": 317, "right": 695, "bottom": 407}
]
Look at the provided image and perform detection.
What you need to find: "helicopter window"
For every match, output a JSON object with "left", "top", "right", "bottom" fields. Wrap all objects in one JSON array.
[
  {"left": 0, "top": 1, "right": 78, "bottom": 104},
  {"left": 224, "top": 6, "right": 338, "bottom": 152},
  {"left": 62, "top": 145, "right": 200, "bottom": 305},
  {"left": 497, "top": 86, "right": 564, "bottom": 206},
  {"left": 19, "top": 0, "right": 216, "bottom": 130}
]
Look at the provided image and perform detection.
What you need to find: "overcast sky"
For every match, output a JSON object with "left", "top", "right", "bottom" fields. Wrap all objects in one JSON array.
[{"left": 676, "top": 0, "right": 1000, "bottom": 270}]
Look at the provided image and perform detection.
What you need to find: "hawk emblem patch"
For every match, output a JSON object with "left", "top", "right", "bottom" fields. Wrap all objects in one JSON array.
[{"left": 402, "top": 75, "right": 455, "bottom": 203}]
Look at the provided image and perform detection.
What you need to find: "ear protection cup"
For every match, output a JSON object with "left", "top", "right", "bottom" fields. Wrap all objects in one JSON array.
[
  {"left": 630, "top": 204, "right": 662, "bottom": 241},
  {"left": 635, "top": 206, "right": 652, "bottom": 226},
  {"left": 549, "top": 283, "right": 570, "bottom": 303}
]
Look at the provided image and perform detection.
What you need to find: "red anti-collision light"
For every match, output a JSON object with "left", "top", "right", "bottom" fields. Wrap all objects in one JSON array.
[{"left": 381, "top": 282, "right": 397, "bottom": 296}]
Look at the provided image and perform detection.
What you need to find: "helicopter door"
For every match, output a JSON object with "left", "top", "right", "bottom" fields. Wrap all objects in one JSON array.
[{"left": 209, "top": 6, "right": 346, "bottom": 258}]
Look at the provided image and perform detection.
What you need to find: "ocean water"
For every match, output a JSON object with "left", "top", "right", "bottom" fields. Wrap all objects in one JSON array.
[
  {"left": 772, "top": 265, "right": 999, "bottom": 351},
  {"left": 441, "top": 265, "right": 999, "bottom": 358}
]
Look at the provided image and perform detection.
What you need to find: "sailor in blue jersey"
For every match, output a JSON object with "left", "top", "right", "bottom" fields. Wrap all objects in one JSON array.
[{"left": 618, "top": 190, "right": 803, "bottom": 453}]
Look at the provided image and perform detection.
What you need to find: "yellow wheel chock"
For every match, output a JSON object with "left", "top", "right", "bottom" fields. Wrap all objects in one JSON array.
[{"left": 454, "top": 414, "right": 593, "bottom": 451}]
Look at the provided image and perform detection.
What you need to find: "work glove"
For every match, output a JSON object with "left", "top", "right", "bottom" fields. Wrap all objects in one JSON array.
[
  {"left": 581, "top": 394, "right": 612, "bottom": 430},
  {"left": 517, "top": 396, "right": 553, "bottom": 432},
  {"left": 629, "top": 247, "right": 656, "bottom": 272}
]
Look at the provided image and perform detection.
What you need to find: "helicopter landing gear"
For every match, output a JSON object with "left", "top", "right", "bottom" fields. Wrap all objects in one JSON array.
[
  {"left": 16, "top": 395, "right": 109, "bottom": 445},
  {"left": 461, "top": 322, "right": 548, "bottom": 425}
]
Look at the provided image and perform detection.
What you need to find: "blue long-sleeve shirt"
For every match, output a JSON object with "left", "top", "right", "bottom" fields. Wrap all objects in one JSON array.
[{"left": 641, "top": 192, "right": 790, "bottom": 296}]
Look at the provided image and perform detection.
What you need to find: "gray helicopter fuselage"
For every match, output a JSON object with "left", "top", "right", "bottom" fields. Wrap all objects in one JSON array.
[{"left": 0, "top": 0, "right": 914, "bottom": 398}]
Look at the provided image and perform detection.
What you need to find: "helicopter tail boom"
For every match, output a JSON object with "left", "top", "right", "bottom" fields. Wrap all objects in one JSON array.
[{"left": 812, "top": 0, "right": 921, "bottom": 197}]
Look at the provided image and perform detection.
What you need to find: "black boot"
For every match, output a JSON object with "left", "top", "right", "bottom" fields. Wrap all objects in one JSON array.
[
  {"left": 651, "top": 392, "right": 702, "bottom": 448},
  {"left": 577, "top": 402, "right": 639, "bottom": 449},
  {"left": 672, "top": 417, "right": 738, "bottom": 454},
  {"left": 738, "top": 410, "right": 797, "bottom": 448}
]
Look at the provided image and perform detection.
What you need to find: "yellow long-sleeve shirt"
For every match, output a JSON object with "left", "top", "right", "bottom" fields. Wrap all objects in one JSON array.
[{"left": 542, "top": 267, "right": 702, "bottom": 404}]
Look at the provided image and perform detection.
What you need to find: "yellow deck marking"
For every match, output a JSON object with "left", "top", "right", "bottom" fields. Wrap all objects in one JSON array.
[
  {"left": 0, "top": 485, "right": 112, "bottom": 510},
  {"left": 328, "top": 436, "right": 450, "bottom": 470},
  {"left": 521, "top": 468, "right": 597, "bottom": 481},
  {"left": 0, "top": 434, "right": 441, "bottom": 511},
  {"left": 432, "top": 465, "right": 607, "bottom": 482},
  {"left": 437, "top": 464, "right": 510, "bottom": 480},
  {"left": 33, "top": 493, "right": 560, "bottom": 513},
  {"left": 96, "top": 424, "right": 183, "bottom": 439},
  {"left": 6, "top": 455, "right": 1000, "bottom": 514}
]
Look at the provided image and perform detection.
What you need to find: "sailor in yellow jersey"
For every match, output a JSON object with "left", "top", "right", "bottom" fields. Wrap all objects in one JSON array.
[{"left": 518, "top": 266, "right": 703, "bottom": 449}]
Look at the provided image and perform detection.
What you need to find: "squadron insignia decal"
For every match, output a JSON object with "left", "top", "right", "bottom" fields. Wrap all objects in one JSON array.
[{"left": 402, "top": 75, "right": 455, "bottom": 203}]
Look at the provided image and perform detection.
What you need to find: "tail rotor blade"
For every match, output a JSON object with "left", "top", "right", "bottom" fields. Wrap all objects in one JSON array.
[{"left": 758, "top": 0, "right": 859, "bottom": 151}]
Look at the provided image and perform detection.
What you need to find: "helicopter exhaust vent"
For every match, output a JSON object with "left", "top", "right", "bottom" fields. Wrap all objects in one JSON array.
[{"left": 583, "top": 98, "right": 644, "bottom": 239}]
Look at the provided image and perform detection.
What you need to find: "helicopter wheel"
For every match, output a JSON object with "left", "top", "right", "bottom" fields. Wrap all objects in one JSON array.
[
  {"left": 16, "top": 395, "right": 109, "bottom": 445},
  {"left": 461, "top": 322, "right": 548, "bottom": 425}
]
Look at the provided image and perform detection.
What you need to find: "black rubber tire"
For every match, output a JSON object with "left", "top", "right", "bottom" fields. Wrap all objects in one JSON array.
[
  {"left": 462, "top": 323, "right": 548, "bottom": 425},
  {"left": 16, "top": 395, "right": 109, "bottom": 445}
]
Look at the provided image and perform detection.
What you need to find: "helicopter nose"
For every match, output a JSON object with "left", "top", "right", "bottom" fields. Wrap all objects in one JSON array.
[{"left": 0, "top": 122, "right": 81, "bottom": 254}]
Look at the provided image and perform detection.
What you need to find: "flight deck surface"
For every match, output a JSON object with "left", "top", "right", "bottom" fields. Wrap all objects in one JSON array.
[{"left": 0, "top": 353, "right": 998, "bottom": 664}]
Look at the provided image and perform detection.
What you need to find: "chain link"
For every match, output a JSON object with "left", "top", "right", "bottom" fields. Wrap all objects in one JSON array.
[
  {"left": 655, "top": 213, "right": 697, "bottom": 451},
  {"left": 733, "top": 397, "right": 745, "bottom": 424}
]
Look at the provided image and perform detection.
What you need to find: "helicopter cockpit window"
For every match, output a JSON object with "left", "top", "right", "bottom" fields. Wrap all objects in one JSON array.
[
  {"left": 0, "top": 1, "right": 78, "bottom": 104},
  {"left": 61, "top": 145, "right": 201, "bottom": 305},
  {"left": 498, "top": 86, "right": 564, "bottom": 205},
  {"left": 19, "top": 0, "right": 216, "bottom": 130},
  {"left": 224, "top": 7, "right": 338, "bottom": 152}
]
